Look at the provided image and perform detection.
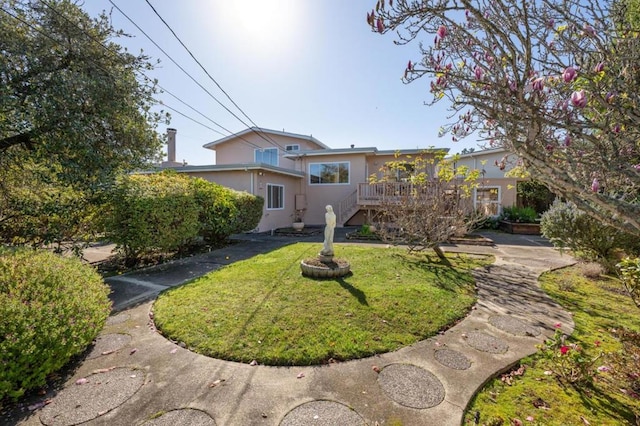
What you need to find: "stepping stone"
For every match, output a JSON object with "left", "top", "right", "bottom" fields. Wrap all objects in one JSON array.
[
  {"left": 280, "top": 400, "right": 365, "bottom": 425},
  {"left": 465, "top": 331, "right": 509, "bottom": 354},
  {"left": 106, "top": 313, "right": 130, "bottom": 326},
  {"left": 434, "top": 349, "right": 472, "bottom": 370},
  {"left": 377, "top": 363, "right": 445, "bottom": 409},
  {"left": 86, "top": 333, "right": 131, "bottom": 359},
  {"left": 40, "top": 367, "right": 144, "bottom": 426},
  {"left": 142, "top": 408, "right": 216, "bottom": 425},
  {"left": 489, "top": 315, "right": 541, "bottom": 337}
]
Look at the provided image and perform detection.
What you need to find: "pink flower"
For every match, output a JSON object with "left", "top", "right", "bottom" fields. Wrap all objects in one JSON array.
[
  {"left": 531, "top": 77, "right": 545, "bottom": 91},
  {"left": 563, "top": 135, "right": 572, "bottom": 147},
  {"left": 591, "top": 178, "right": 600, "bottom": 192},
  {"left": 554, "top": 323, "right": 562, "bottom": 328},
  {"left": 562, "top": 66, "right": 577, "bottom": 83},
  {"left": 437, "top": 25, "right": 447, "bottom": 38},
  {"left": 583, "top": 23, "right": 596, "bottom": 37},
  {"left": 633, "top": 164, "right": 640, "bottom": 171},
  {"left": 407, "top": 60, "right": 412, "bottom": 71},
  {"left": 560, "top": 345, "right": 570, "bottom": 355},
  {"left": 594, "top": 62, "right": 605, "bottom": 73},
  {"left": 571, "top": 90, "right": 587, "bottom": 108},
  {"left": 597, "top": 365, "right": 610, "bottom": 372},
  {"left": 612, "top": 124, "right": 621, "bottom": 134},
  {"left": 376, "top": 17, "right": 384, "bottom": 33},
  {"left": 474, "top": 65, "right": 484, "bottom": 80},
  {"left": 594, "top": 340, "right": 601, "bottom": 347}
]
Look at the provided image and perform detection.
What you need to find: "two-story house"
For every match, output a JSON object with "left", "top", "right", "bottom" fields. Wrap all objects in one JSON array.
[{"left": 160, "top": 127, "right": 449, "bottom": 232}]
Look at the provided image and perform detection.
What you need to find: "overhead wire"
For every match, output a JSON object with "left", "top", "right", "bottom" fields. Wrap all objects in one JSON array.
[
  {"left": 108, "top": 0, "right": 289, "bottom": 154},
  {"left": 28, "top": 0, "right": 270, "bottom": 152},
  {"left": 141, "top": 0, "right": 288, "bottom": 151}
]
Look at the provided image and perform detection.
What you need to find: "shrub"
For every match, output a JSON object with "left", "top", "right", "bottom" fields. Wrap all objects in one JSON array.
[
  {"left": 541, "top": 200, "right": 639, "bottom": 271},
  {"left": 0, "top": 249, "right": 111, "bottom": 402},
  {"left": 229, "top": 190, "right": 264, "bottom": 234},
  {"left": 190, "top": 178, "right": 238, "bottom": 243},
  {"left": 103, "top": 171, "right": 200, "bottom": 261},
  {"left": 500, "top": 205, "right": 537, "bottom": 223},
  {"left": 617, "top": 257, "right": 640, "bottom": 308}
]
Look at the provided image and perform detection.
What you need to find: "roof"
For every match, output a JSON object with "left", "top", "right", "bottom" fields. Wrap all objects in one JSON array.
[
  {"left": 142, "top": 163, "right": 305, "bottom": 178},
  {"left": 283, "top": 147, "right": 449, "bottom": 159},
  {"left": 449, "top": 147, "right": 506, "bottom": 159},
  {"left": 203, "top": 127, "right": 330, "bottom": 150}
]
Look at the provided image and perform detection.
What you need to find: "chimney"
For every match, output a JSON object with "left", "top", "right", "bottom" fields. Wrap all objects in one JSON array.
[{"left": 167, "top": 128, "right": 177, "bottom": 162}]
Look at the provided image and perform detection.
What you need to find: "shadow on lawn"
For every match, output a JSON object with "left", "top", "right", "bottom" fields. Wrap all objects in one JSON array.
[{"left": 335, "top": 277, "right": 368, "bottom": 306}]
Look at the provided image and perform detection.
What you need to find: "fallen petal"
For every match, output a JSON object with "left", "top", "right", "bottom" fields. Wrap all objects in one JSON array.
[
  {"left": 130, "top": 348, "right": 138, "bottom": 355},
  {"left": 169, "top": 348, "right": 178, "bottom": 354},
  {"left": 296, "top": 372, "right": 305, "bottom": 379},
  {"left": 249, "top": 360, "right": 258, "bottom": 366},
  {"left": 27, "top": 402, "right": 46, "bottom": 411},
  {"left": 372, "top": 365, "right": 381, "bottom": 373},
  {"left": 75, "top": 378, "right": 88, "bottom": 385}
]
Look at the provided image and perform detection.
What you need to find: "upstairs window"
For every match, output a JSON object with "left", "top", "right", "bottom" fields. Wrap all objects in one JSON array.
[
  {"left": 255, "top": 147, "right": 279, "bottom": 166},
  {"left": 309, "top": 162, "right": 350, "bottom": 185},
  {"left": 285, "top": 144, "right": 300, "bottom": 151}
]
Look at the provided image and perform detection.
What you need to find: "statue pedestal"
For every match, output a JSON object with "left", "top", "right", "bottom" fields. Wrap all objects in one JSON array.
[
  {"left": 300, "top": 257, "right": 351, "bottom": 279},
  {"left": 317, "top": 253, "right": 334, "bottom": 263}
]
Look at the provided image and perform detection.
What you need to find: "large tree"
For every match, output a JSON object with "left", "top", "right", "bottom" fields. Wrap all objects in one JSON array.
[
  {"left": 369, "top": 0, "right": 640, "bottom": 236},
  {"left": 0, "top": 0, "right": 165, "bottom": 186}
]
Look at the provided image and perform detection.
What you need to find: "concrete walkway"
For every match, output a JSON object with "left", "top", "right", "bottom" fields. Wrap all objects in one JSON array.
[{"left": 9, "top": 231, "right": 576, "bottom": 426}]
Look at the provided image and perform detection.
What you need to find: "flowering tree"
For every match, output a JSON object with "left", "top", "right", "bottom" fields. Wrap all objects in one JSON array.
[{"left": 368, "top": 0, "right": 640, "bottom": 236}]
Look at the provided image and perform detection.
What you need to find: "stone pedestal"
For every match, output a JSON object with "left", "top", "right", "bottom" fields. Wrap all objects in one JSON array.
[{"left": 300, "top": 257, "right": 351, "bottom": 279}]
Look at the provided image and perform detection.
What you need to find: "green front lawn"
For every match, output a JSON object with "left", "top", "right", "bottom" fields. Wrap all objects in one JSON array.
[
  {"left": 152, "top": 243, "right": 492, "bottom": 365},
  {"left": 464, "top": 264, "right": 640, "bottom": 425}
]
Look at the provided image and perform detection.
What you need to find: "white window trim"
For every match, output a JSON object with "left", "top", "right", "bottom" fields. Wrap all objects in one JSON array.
[
  {"left": 254, "top": 147, "right": 279, "bottom": 167},
  {"left": 309, "top": 161, "right": 351, "bottom": 185},
  {"left": 474, "top": 186, "right": 502, "bottom": 217},
  {"left": 285, "top": 144, "right": 300, "bottom": 151},
  {"left": 266, "top": 183, "right": 285, "bottom": 210}
]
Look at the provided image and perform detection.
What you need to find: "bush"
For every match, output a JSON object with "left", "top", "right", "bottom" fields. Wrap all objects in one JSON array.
[
  {"left": 229, "top": 190, "right": 264, "bottom": 234},
  {"left": 190, "top": 178, "right": 238, "bottom": 243},
  {"left": 0, "top": 249, "right": 111, "bottom": 402},
  {"left": 617, "top": 257, "right": 640, "bottom": 308},
  {"left": 500, "top": 205, "right": 538, "bottom": 223},
  {"left": 103, "top": 171, "right": 200, "bottom": 262},
  {"left": 540, "top": 200, "right": 639, "bottom": 271}
]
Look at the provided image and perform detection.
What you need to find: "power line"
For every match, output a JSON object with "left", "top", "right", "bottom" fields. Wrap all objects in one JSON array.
[{"left": 141, "top": 0, "right": 287, "bottom": 151}]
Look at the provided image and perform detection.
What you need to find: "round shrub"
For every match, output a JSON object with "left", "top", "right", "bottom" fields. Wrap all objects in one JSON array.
[
  {"left": 0, "top": 248, "right": 111, "bottom": 401},
  {"left": 190, "top": 178, "right": 238, "bottom": 243},
  {"left": 230, "top": 190, "right": 264, "bottom": 234}
]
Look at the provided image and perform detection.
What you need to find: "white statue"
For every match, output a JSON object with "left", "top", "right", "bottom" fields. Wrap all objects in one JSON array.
[{"left": 321, "top": 205, "right": 336, "bottom": 256}]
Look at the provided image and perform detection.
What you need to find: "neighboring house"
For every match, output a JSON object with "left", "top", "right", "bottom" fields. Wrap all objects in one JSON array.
[
  {"left": 451, "top": 147, "right": 522, "bottom": 217},
  {"left": 158, "top": 127, "right": 448, "bottom": 232}
]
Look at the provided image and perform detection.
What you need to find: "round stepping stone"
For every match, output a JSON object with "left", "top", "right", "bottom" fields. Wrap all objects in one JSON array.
[
  {"left": 40, "top": 367, "right": 144, "bottom": 426},
  {"left": 280, "top": 400, "right": 365, "bottom": 426},
  {"left": 143, "top": 408, "right": 216, "bottom": 425},
  {"left": 465, "top": 331, "right": 509, "bottom": 354},
  {"left": 434, "top": 349, "right": 472, "bottom": 370},
  {"left": 489, "top": 315, "right": 541, "bottom": 337},
  {"left": 86, "top": 333, "right": 131, "bottom": 359},
  {"left": 106, "top": 313, "right": 130, "bottom": 326},
  {"left": 377, "top": 363, "right": 445, "bottom": 409}
]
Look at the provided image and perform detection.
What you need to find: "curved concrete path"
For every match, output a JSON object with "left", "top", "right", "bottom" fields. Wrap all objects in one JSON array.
[{"left": 8, "top": 231, "right": 576, "bottom": 426}]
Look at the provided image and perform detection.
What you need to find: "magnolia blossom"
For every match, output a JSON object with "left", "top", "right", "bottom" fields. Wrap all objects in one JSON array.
[
  {"left": 562, "top": 66, "right": 577, "bottom": 83},
  {"left": 591, "top": 178, "right": 600, "bottom": 192},
  {"left": 474, "top": 65, "right": 483, "bottom": 80},
  {"left": 531, "top": 77, "right": 544, "bottom": 91},
  {"left": 571, "top": 90, "right": 587, "bottom": 108},
  {"left": 594, "top": 62, "right": 605, "bottom": 73},
  {"left": 560, "top": 345, "right": 570, "bottom": 355},
  {"left": 437, "top": 25, "right": 447, "bottom": 38},
  {"left": 376, "top": 17, "right": 384, "bottom": 33}
]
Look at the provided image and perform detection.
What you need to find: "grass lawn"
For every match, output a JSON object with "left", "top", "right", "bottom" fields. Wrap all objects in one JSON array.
[
  {"left": 152, "top": 242, "right": 492, "bottom": 366},
  {"left": 464, "top": 263, "right": 640, "bottom": 425}
]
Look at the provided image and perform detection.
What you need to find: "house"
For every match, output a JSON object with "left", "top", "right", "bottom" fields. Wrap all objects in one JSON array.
[{"left": 159, "top": 127, "right": 449, "bottom": 232}]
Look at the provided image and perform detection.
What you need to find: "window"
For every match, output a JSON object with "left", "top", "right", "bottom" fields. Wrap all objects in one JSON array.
[
  {"left": 266, "top": 184, "right": 284, "bottom": 210},
  {"left": 255, "top": 148, "right": 278, "bottom": 166},
  {"left": 475, "top": 187, "right": 501, "bottom": 216},
  {"left": 309, "top": 162, "right": 350, "bottom": 185},
  {"left": 285, "top": 144, "right": 300, "bottom": 151}
]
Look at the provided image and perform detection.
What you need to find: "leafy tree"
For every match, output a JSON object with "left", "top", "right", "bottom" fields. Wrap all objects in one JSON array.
[
  {"left": 368, "top": 0, "right": 640, "bottom": 236},
  {"left": 370, "top": 151, "right": 480, "bottom": 257},
  {"left": 0, "top": 0, "right": 165, "bottom": 187}
]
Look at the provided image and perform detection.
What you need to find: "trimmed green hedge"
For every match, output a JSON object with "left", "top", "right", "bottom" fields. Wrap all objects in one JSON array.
[
  {"left": 0, "top": 249, "right": 111, "bottom": 402},
  {"left": 190, "top": 178, "right": 239, "bottom": 242},
  {"left": 229, "top": 189, "right": 264, "bottom": 234}
]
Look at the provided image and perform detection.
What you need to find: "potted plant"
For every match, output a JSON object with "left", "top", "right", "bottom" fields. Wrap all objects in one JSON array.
[
  {"left": 499, "top": 206, "right": 541, "bottom": 234},
  {"left": 292, "top": 210, "right": 305, "bottom": 231}
]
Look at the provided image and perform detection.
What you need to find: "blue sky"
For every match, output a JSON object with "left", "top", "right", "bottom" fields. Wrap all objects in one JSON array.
[{"left": 80, "top": 0, "right": 480, "bottom": 165}]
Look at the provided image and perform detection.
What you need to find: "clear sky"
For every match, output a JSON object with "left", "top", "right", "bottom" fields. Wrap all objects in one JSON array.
[{"left": 80, "top": 0, "right": 480, "bottom": 165}]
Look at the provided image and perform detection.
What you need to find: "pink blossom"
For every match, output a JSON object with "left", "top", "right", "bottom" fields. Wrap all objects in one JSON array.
[
  {"left": 612, "top": 124, "right": 621, "bottom": 134},
  {"left": 547, "top": 18, "right": 555, "bottom": 29},
  {"left": 560, "top": 345, "right": 570, "bottom": 355},
  {"left": 594, "top": 62, "right": 605, "bottom": 73},
  {"left": 376, "top": 17, "right": 385, "bottom": 33},
  {"left": 583, "top": 23, "right": 596, "bottom": 37},
  {"left": 554, "top": 323, "right": 562, "bottom": 328},
  {"left": 591, "top": 178, "right": 600, "bottom": 192},
  {"left": 474, "top": 65, "right": 483, "bottom": 80},
  {"left": 571, "top": 90, "right": 587, "bottom": 108},
  {"left": 597, "top": 365, "right": 610, "bottom": 372},
  {"left": 633, "top": 164, "right": 640, "bottom": 171},
  {"left": 594, "top": 340, "right": 601, "bottom": 347},
  {"left": 531, "top": 77, "right": 545, "bottom": 91},
  {"left": 437, "top": 25, "right": 447, "bottom": 38},
  {"left": 562, "top": 66, "right": 577, "bottom": 83},
  {"left": 605, "top": 91, "right": 616, "bottom": 103},
  {"left": 563, "top": 135, "right": 572, "bottom": 147},
  {"left": 407, "top": 60, "right": 412, "bottom": 71}
]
